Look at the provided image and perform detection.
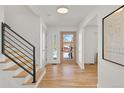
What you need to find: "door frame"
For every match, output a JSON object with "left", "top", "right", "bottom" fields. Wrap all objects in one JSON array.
[{"left": 60, "top": 31, "right": 76, "bottom": 63}]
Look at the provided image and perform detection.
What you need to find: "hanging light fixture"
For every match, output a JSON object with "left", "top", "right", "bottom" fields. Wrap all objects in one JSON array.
[{"left": 57, "top": 6, "right": 69, "bottom": 14}]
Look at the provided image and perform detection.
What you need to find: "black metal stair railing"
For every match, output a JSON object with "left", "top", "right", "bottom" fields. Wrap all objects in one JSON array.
[{"left": 1, "top": 22, "right": 36, "bottom": 83}]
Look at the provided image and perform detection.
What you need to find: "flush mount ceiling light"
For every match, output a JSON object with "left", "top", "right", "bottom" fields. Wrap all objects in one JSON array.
[{"left": 57, "top": 7, "right": 69, "bottom": 14}]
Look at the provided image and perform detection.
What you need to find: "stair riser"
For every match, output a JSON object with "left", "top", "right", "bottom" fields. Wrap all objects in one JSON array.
[
  {"left": 0, "top": 63, "right": 7, "bottom": 69},
  {"left": 0, "top": 54, "right": 7, "bottom": 62},
  {"left": 5, "top": 61, "right": 15, "bottom": 68}
]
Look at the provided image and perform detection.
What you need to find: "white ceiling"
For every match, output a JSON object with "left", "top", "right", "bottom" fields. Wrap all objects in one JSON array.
[{"left": 29, "top": 5, "right": 98, "bottom": 27}]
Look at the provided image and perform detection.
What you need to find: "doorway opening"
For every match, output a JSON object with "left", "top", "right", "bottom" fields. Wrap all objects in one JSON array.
[{"left": 83, "top": 16, "right": 98, "bottom": 85}]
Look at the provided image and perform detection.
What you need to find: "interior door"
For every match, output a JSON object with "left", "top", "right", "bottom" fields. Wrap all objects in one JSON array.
[{"left": 60, "top": 32, "right": 76, "bottom": 63}]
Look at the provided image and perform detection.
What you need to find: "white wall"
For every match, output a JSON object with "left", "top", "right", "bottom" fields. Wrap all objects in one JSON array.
[
  {"left": 47, "top": 26, "right": 77, "bottom": 64},
  {"left": 84, "top": 26, "right": 98, "bottom": 64},
  {"left": 79, "top": 5, "right": 124, "bottom": 87},
  {"left": 77, "top": 27, "right": 84, "bottom": 69},
  {"left": 40, "top": 18, "right": 47, "bottom": 68},
  {"left": 4, "top": 6, "right": 41, "bottom": 65},
  {"left": 78, "top": 7, "right": 99, "bottom": 69},
  {"left": 97, "top": 5, "right": 124, "bottom": 88}
]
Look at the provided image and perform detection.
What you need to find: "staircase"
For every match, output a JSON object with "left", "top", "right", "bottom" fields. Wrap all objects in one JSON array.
[{"left": 0, "top": 23, "right": 46, "bottom": 88}]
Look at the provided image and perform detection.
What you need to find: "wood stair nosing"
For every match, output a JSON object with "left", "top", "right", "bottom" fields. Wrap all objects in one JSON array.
[
  {"left": 22, "top": 68, "right": 46, "bottom": 85},
  {"left": 13, "top": 67, "right": 32, "bottom": 78},
  {"left": 13, "top": 64, "right": 39, "bottom": 78},
  {"left": 0, "top": 58, "right": 9, "bottom": 63}
]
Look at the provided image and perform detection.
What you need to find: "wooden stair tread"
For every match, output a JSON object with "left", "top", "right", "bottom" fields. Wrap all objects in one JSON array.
[
  {"left": 23, "top": 68, "right": 45, "bottom": 85},
  {"left": 3, "top": 65, "right": 19, "bottom": 71},
  {"left": 0, "top": 57, "right": 15, "bottom": 63},
  {"left": 0, "top": 58, "right": 8, "bottom": 63},
  {"left": 13, "top": 68, "right": 32, "bottom": 78},
  {"left": 13, "top": 65, "right": 39, "bottom": 78},
  {"left": 3, "top": 60, "right": 33, "bottom": 71}
]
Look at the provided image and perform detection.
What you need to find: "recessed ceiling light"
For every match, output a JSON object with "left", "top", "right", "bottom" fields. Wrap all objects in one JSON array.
[{"left": 57, "top": 7, "right": 69, "bottom": 14}]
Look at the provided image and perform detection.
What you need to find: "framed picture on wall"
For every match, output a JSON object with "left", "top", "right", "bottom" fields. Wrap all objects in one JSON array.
[{"left": 102, "top": 5, "right": 124, "bottom": 66}]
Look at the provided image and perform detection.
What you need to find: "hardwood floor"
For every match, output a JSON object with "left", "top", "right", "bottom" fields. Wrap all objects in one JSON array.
[{"left": 38, "top": 62, "right": 97, "bottom": 88}]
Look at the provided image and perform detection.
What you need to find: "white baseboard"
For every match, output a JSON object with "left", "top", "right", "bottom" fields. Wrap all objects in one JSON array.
[
  {"left": 78, "top": 62, "right": 84, "bottom": 70},
  {"left": 97, "top": 83, "right": 99, "bottom": 88},
  {"left": 35, "top": 69, "right": 46, "bottom": 88}
]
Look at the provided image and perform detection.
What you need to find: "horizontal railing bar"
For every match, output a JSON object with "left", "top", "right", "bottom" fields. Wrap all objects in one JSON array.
[
  {"left": 4, "top": 34, "right": 33, "bottom": 56},
  {"left": 5, "top": 45, "right": 33, "bottom": 70},
  {"left": 4, "top": 30, "right": 33, "bottom": 52},
  {"left": 5, "top": 46, "right": 33, "bottom": 71},
  {"left": 3, "top": 23, "right": 35, "bottom": 48},
  {"left": 4, "top": 42, "right": 33, "bottom": 66},
  {"left": 3, "top": 50, "right": 33, "bottom": 76},
  {"left": 4, "top": 39, "right": 33, "bottom": 61}
]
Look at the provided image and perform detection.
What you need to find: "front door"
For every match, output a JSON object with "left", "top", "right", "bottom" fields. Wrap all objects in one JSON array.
[{"left": 60, "top": 32, "right": 76, "bottom": 63}]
